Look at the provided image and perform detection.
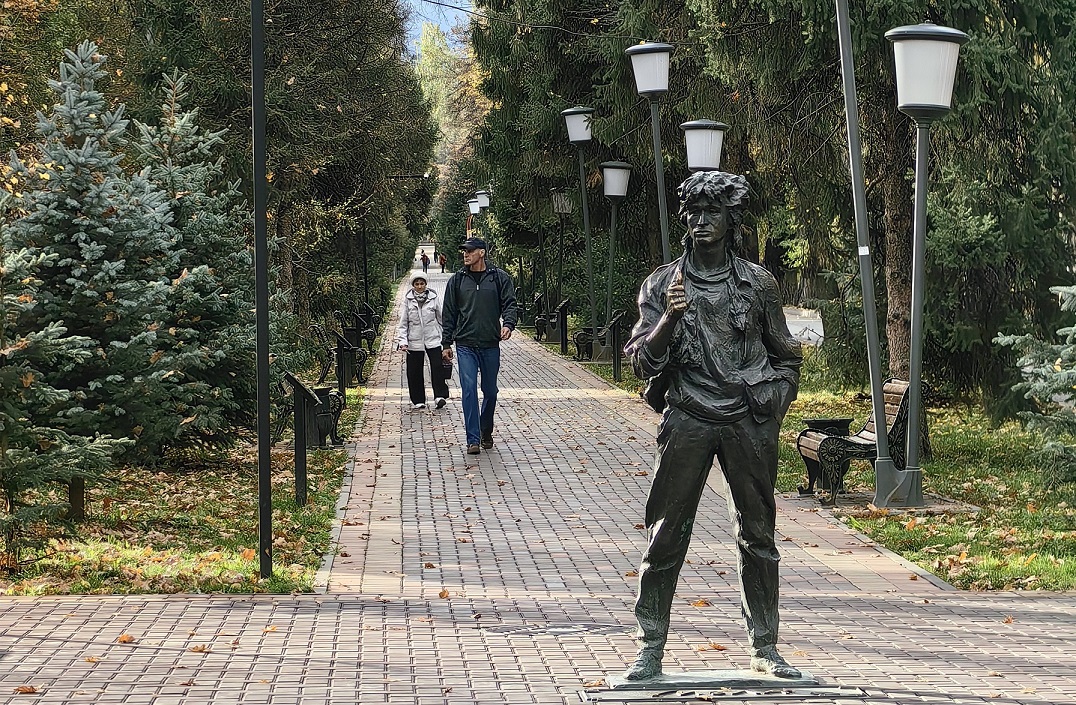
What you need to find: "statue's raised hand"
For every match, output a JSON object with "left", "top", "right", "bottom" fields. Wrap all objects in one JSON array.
[{"left": 665, "top": 267, "right": 687, "bottom": 317}]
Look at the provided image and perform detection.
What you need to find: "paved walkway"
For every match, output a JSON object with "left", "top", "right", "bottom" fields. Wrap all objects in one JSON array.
[{"left": 0, "top": 270, "right": 1074, "bottom": 704}]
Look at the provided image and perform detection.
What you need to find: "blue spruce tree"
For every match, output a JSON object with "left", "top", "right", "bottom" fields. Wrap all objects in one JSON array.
[
  {"left": 998, "top": 284, "right": 1076, "bottom": 487},
  {"left": 0, "top": 191, "right": 128, "bottom": 568},
  {"left": 6, "top": 41, "right": 181, "bottom": 460},
  {"left": 131, "top": 72, "right": 256, "bottom": 454}
]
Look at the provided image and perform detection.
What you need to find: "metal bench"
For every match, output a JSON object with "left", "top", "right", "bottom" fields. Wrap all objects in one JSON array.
[
  {"left": 532, "top": 293, "right": 548, "bottom": 341},
  {"left": 795, "top": 378, "right": 911, "bottom": 506},
  {"left": 282, "top": 372, "right": 345, "bottom": 505},
  {"left": 311, "top": 323, "right": 336, "bottom": 385},
  {"left": 332, "top": 331, "right": 368, "bottom": 394}
]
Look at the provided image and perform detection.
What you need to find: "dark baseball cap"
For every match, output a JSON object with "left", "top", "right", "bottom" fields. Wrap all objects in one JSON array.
[{"left": 459, "top": 237, "right": 487, "bottom": 251}]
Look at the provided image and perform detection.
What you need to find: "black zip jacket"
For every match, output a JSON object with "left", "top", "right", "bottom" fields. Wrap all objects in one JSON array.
[{"left": 441, "top": 265, "right": 517, "bottom": 349}]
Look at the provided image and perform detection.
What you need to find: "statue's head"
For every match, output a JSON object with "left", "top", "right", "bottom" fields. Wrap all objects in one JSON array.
[{"left": 677, "top": 171, "right": 750, "bottom": 251}]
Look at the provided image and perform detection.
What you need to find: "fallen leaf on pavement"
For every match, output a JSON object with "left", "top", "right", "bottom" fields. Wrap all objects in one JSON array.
[
  {"left": 690, "top": 599, "right": 712, "bottom": 607},
  {"left": 189, "top": 645, "right": 210, "bottom": 653},
  {"left": 12, "top": 686, "right": 38, "bottom": 694},
  {"left": 696, "top": 641, "right": 727, "bottom": 651},
  {"left": 116, "top": 634, "right": 136, "bottom": 644},
  {"left": 438, "top": 589, "right": 450, "bottom": 599},
  {"left": 583, "top": 679, "right": 606, "bottom": 688},
  {"left": 1003, "top": 615, "right": 1015, "bottom": 624},
  {"left": 624, "top": 570, "right": 638, "bottom": 577}
]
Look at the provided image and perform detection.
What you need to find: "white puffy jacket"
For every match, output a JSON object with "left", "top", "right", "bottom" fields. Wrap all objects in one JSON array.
[{"left": 396, "top": 288, "right": 443, "bottom": 350}]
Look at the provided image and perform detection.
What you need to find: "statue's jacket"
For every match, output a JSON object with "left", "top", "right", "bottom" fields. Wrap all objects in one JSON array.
[{"left": 626, "top": 255, "right": 802, "bottom": 424}]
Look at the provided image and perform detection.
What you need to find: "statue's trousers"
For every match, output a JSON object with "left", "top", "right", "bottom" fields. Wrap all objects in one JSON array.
[{"left": 634, "top": 407, "right": 782, "bottom": 653}]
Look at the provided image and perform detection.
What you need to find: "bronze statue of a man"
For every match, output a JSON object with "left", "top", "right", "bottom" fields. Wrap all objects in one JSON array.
[{"left": 623, "top": 171, "right": 802, "bottom": 681}]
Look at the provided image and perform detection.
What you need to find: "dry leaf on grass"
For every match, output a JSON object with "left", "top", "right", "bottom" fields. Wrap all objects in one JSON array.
[{"left": 240, "top": 548, "right": 257, "bottom": 561}]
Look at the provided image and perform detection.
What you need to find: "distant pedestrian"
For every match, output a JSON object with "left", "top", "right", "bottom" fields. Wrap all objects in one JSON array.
[
  {"left": 441, "top": 238, "right": 517, "bottom": 455},
  {"left": 420, "top": 250, "right": 430, "bottom": 273},
  {"left": 396, "top": 275, "right": 449, "bottom": 410},
  {"left": 438, "top": 252, "right": 448, "bottom": 273}
]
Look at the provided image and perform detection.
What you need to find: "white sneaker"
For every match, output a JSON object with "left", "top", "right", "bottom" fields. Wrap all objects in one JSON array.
[
  {"left": 434, "top": 397, "right": 446, "bottom": 409},
  {"left": 412, "top": 403, "right": 427, "bottom": 410}
]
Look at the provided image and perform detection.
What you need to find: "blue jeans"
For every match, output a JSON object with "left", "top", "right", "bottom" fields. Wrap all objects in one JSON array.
[{"left": 456, "top": 345, "right": 500, "bottom": 446}]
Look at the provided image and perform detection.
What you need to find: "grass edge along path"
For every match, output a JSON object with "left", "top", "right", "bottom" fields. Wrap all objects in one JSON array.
[
  {"left": 0, "top": 383, "right": 367, "bottom": 596},
  {"left": 540, "top": 337, "right": 1076, "bottom": 591}
]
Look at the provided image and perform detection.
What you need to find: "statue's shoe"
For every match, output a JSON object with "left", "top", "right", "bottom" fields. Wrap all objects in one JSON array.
[
  {"left": 622, "top": 652, "right": 663, "bottom": 681},
  {"left": 750, "top": 647, "right": 801, "bottom": 679}
]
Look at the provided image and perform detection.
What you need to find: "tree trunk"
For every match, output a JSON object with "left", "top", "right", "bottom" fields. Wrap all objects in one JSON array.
[
  {"left": 876, "top": 116, "right": 915, "bottom": 380},
  {"left": 294, "top": 261, "right": 311, "bottom": 332},
  {"left": 647, "top": 202, "right": 661, "bottom": 268},
  {"left": 273, "top": 201, "right": 297, "bottom": 316},
  {"left": 67, "top": 478, "right": 85, "bottom": 521}
]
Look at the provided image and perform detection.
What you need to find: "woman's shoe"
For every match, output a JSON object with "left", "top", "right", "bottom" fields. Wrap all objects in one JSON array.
[{"left": 412, "top": 403, "right": 427, "bottom": 410}]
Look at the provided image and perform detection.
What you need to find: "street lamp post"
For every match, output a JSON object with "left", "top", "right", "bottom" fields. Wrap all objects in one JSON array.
[
  {"left": 599, "top": 161, "right": 631, "bottom": 324},
  {"left": 886, "top": 22, "right": 969, "bottom": 507},
  {"left": 361, "top": 221, "right": 369, "bottom": 305},
  {"left": 551, "top": 187, "right": 572, "bottom": 310},
  {"left": 467, "top": 198, "right": 481, "bottom": 240},
  {"left": 250, "top": 0, "right": 273, "bottom": 579},
  {"left": 626, "top": 42, "right": 674, "bottom": 264},
  {"left": 680, "top": 120, "right": 728, "bottom": 172},
  {"left": 834, "top": 0, "right": 900, "bottom": 507},
  {"left": 560, "top": 106, "right": 598, "bottom": 337},
  {"left": 474, "top": 190, "right": 492, "bottom": 255}
]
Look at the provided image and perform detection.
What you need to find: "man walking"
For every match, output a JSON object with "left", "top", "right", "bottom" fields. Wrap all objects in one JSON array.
[
  {"left": 623, "top": 171, "right": 802, "bottom": 681},
  {"left": 441, "top": 237, "right": 517, "bottom": 455}
]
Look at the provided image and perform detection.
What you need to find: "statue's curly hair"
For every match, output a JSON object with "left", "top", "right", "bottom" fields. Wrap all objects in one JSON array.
[{"left": 676, "top": 170, "right": 750, "bottom": 252}]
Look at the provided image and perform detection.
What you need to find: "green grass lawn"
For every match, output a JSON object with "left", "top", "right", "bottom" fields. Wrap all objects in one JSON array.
[{"left": 0, "top": 385, "right": 365, "bottom": 596}]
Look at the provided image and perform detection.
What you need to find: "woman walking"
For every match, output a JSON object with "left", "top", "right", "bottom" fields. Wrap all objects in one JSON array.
[{"left": 396, "top": 275, "right": 449, "bottom": 410}]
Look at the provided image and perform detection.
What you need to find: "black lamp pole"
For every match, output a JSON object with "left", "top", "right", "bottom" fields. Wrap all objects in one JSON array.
[{"left": 251, "top": 0, "right": 272, "bottom": 579}]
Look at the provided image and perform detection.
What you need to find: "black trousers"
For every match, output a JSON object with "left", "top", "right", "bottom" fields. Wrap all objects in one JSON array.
[
  {"left": 406, "top": 348, "right": 449, "bottom": 405},
  {"left": 634, "top": 406, "right": 781, "bottom": 654}
]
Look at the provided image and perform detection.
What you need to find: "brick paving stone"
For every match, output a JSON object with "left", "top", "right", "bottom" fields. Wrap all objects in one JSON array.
[{"left": 1, "top": 269, "right": 1075, "bottom": 704}]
